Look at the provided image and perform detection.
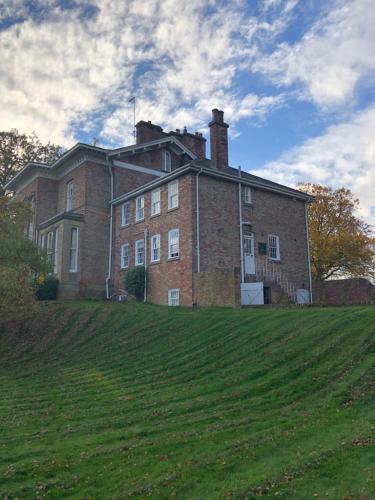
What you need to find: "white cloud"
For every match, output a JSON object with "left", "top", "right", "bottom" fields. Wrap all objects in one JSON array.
[
  {"left": 0, "top": 0, "right": 291, "bottom": 147},
  {"left": 255, "top": 0, "right": 375, "bottom": 108},
  {"left": 252, "top": 105, "right": 375, "bottom": 227}
]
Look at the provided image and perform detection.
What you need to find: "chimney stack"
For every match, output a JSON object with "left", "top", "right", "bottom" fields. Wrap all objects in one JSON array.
[{"left": 208, "top": 109, "right": 229, "bottom": 170}]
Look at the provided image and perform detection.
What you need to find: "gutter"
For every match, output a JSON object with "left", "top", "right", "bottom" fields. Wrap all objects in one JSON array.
[
  {"left": 238, "top": 167, "right": 244, "bottom": 283},
  {"left": 196, "top": 168, "right": 202, "bottom": 273},
  {"left": 305, "top": 201, "right": 313, "bottom": 303},
  {"left": 106, "top": 155, "right": 114, "bottom": 299}
]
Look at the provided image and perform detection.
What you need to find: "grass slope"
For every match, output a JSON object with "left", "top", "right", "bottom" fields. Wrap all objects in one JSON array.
[{"left": 0, "top": 302, "right": 374, "bottom": 499}]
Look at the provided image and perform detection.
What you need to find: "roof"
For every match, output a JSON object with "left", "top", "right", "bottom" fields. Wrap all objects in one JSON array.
[{"left": 112, "top": 160, "right": 314, "bottom": 205}]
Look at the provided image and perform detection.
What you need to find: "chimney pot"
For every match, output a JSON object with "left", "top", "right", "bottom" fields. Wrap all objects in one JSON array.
[
  {"left": 176, "top": 128, "right": 180, "bottom": 134},
  {"left": 183, "top": 126, "right": 187, "bottom": 134}
]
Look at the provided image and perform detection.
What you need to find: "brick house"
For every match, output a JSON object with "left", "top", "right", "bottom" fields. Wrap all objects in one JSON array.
[{"left": 6, "top": 109, "right": 314, "bottom": 306}]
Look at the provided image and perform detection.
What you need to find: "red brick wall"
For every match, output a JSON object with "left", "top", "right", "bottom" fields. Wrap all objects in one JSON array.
[
  {"left": 112, "top": 174, "right": 195, "bottom": 306},
  {"left": 313, "top": 278, "right": 374, "bottom": 305}
]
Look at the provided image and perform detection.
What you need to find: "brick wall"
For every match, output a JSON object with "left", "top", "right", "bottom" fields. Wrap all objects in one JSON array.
[
  {"left": 112, "top": 174, "right": 195, "bottom": 306},
  {"left": 194, "top": 268, "right": 240, "bottom": 307},
  {"left": 313, "top": 278, "right": 374, "bottom": 305}
]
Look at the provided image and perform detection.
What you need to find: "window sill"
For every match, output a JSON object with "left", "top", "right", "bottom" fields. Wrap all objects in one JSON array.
[
  {"left": 120, "top": 224, "right": 130, "bottom": 229},
  {"left": 149, "top": 260, "right": 160, "bottom": 265},
  {"left": 167, "top": 206, "right": 179, "bottom": 213},
  {"left": 120, "top": 266, "right": 129, "bottom": 271},
  {"left": 135, "top": 218, "right": 145, "bottom": 224},
  {"left": 167, "top": 256, "right": 180, "bottom": 262},
  {"left": 150, "top": 212, "right": 161, "bottom": 219},
  {"left": 69, "top": 270, "right": 78, "bottom": 273},
  {"left": 244, "top": 202, "right": 253, "bottom": 206},
  {"left": 269, "top": 258, "right": 281, "bottom": 263}
]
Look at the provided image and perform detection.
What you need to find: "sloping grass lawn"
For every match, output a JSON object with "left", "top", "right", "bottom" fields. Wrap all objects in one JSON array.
[{"left": 0, "top": 302, "right": 374, "bottom": 498}]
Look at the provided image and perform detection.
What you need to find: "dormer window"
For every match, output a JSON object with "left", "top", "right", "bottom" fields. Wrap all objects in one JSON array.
[
  {"left": 66, "top": 180, "right": 74, "bottom": 211},
  {"left": 162, "top": 150, "right": 171, "bottom": 172}
]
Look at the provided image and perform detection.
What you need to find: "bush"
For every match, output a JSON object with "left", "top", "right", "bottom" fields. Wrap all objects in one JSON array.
[
  {"left": 35, "top": 275, "right": 59, "bottom": 301},
  {"left": 124, "top": 267, "right": 146, "bottom": 301}
]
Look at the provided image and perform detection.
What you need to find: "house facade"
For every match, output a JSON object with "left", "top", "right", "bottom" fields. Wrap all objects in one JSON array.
[{"left": 6, "top": 109, "right": 314, "bottom": 307}]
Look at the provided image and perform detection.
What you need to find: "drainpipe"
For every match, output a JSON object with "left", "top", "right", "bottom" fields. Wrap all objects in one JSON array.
[
  {"left": 144, "top": 228, "right": 148, "bottom": 302},
  {"left": 106, "top": 155, "right": 114, "bottom": 299},
  {"left": 238, "top": 167, "right": 244, "bottom": 283},
  {"left": 305, "top": 201, "right": 313, "bottom": 303},
  {"left": 196, "top": 168, "right": 202, "bottom": 273}
]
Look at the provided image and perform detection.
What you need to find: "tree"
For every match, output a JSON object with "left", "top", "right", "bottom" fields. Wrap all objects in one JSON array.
[
  {"left": 0, "top": 129, "right": 63, "bottom": 196},
  {"left": 299, "top": 183, "right": 375, "bottom": 281},
  {"left": 0, "top": 197, "right": 51, "bottom": 326}
]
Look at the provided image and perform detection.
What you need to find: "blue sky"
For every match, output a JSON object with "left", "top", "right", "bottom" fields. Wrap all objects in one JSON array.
[{"left": 1, "top": 0, "right": 375, "bottom": 226}]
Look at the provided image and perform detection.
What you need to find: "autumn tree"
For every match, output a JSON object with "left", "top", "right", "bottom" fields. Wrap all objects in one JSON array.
[
  {"left": 299, "top": 183, "right": 375, "bottom": 281},
  {"left": 0, "top": 197, "right": 51, "bottom": 326},
  {"left": 0, "top": 129, "right": 63, "bottom": 196}
]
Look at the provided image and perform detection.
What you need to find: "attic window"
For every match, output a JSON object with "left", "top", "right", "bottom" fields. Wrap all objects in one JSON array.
[{"left": 162, "top": 150, "right": 171, "bottom": 172}]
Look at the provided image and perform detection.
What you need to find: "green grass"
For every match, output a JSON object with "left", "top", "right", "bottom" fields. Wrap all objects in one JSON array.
[{"left": 0, "top": 302, "right": 374, "bottom": 499}]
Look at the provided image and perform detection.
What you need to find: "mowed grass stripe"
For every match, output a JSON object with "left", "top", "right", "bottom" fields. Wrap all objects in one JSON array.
[{"left": 0, "top": 302, "right": 374, "bottom": 498}]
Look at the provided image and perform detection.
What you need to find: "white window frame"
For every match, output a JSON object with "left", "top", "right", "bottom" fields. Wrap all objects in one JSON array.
[
  {"left": 151, "top": 188, "right": 161, "bottom": 216},
  {"left": 244, "top": 186, "right": 252, "bottom": 204},
  {"left": 121, "top": 202, "right": 130, "bottom": 227},
  {"left": 162, "top": 150, "right": 171, "bottom": 172},
  {"left": 168, "top": 288, "right": 180, "bottom": 306},
  {"left": 268, "top": 234, "right": 280, "bottom": 261},
  {"left": 69, "top": 227, "right": 79, "bottom": 272},
  {"left": 135, "top": 195, "right": 144, "bottom": 222},
  {"left": 168, "top": 180, "right": 179, "bottom": 210},
  {"left": 120, "top": 243, "right": 129, "bottom": 269},
  {"left": 151, "top": 234, "right": 161, "bottom": 263},
  {"left": 135, "top": 239, "right": 145, "bottom": 266},
  {"left": 46, "top": 230, "right": 55, "bottom": 265},
  {"left": 168, "top": 228, "right": 180, "bottom": 259},
  {"left": 66, "top": 180, "right": 74, "bottom": 211}
]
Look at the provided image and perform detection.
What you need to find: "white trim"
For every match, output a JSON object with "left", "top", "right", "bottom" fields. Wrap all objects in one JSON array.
[
  {"left": 168, "top": 179, "right": 179, "bottom": 210},
  {"left": 244, "top": 186, "right": 252, "bottom": 204},
  {"left": 120, "top": 243, "right": 129, "bottom": 269},
  {"left": 268, "top": 234, "right": 280, "bottom": 261},
  {"left": 135, "top": 195, "right": 144, "bottom": 222},
  {"left": 151, "top": 188, "right": 161, "bottom": 216},
  {"left": 168, "top": 288, "right": 180, "bottom": 306},
  {"left": 66, "top": 180, "right": 74, "bottom": 211},
  {"left": 121, "top": 202, "right": 130, "bottom": 226},
  {"left": 168, "top": 228, "right": 180, "bottom": 259},
  {"left": 109, "top": 136, "right": 197, "bottom": 160},
  {"left": 112, "top": 159, "right": 165, "bottom": 177},
  {"left": 69, "top": 227, "right": 79, "bottom": 272},
  {"left": 135, "top": 239, "right": 144, "bottom": 266},
  {"left": 162, "top": 150, "right": 172, "bottom": 172},
  {"left": 150, "top": 234, "right": 161, "bottom": 262}
]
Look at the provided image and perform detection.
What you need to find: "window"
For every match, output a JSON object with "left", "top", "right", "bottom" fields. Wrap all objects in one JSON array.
[
  {"left": 151, "top": 234, "right": 161, "bottom": 262},
  {"left": 66, "top": 180, "right": 74, "bottom": 211},
  {"left": 69, "top": 227, "right": 79, "bottom": 272},
  {"left": 135, "top": 196, "right": 144, "bottom": 221},
  {"left": 151, "top": 188, "right": 161, "bottom": 216},
  {"left": 135, "top": 239, "right": 144, "bottom": 266},
  {"left": 26, "top": 221, "right": 34, "bottom": 240},
  {"left": 268, "top": 234, "right": 280, "bottom": 261},
  {"left": 244, "top": 186, "right": 252, "bottom": 204},
  {"left": 121, "top": 202, "right": 130, "bottom": 226},
  {"left": 168, "top": 180, "right": 179, "bottom": 210},
  {"left": 168, "top": 228, "right": 179, "bottom": 259},
  {"left": 121, "top": 243, "right": 129, "bottom": 269},
  {"left": 162, "top": 150, "right": 171, "bottom": 172},
  {"left": 168, "top": 288, "right": 180, "bottom": 306},
  {"left": 46, "top": 229, "right": 58, "bottom": 273}
]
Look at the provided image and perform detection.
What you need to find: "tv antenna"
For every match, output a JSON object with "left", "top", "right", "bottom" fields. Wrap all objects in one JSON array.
[{"left": 129, "top": 96, "right": 136, "bottom": 139}]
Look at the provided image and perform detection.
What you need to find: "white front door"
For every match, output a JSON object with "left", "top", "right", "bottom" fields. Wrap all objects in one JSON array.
[{"left": 244, "top": 234, "right": 255, "bottom": 275}]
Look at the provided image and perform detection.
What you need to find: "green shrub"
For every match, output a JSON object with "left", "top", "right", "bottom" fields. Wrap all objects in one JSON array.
[
  {"left": 35, "top": 275, "right": 59, "bottom": 301},
  {"left": 124, "top": 267, "right": 146, "bottom": 301}
]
